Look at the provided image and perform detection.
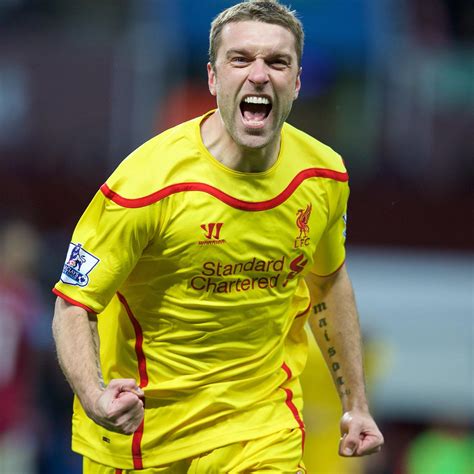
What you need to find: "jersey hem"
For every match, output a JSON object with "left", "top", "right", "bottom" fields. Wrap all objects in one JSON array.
[{"left": 71, "top": 419, "right": 301, "bottom": 469}]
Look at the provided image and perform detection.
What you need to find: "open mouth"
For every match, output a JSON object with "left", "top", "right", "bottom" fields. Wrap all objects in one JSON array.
[{"left": 239, "top": 96, "right": 272, "bottom": 127}]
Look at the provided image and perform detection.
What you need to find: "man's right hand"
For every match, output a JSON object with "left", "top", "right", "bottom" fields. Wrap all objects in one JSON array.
[{"left": 88, "top": 378, "right": 145, "bottom": 435}]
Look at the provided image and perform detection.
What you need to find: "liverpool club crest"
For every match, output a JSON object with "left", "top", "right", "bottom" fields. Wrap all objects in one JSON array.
[{"left": 294, "top": 203, "right": 312, "bottom": 248}]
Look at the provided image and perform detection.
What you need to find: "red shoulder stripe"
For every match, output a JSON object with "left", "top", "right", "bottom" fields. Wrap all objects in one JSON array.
[{"left": 100, "top": 168, "right": 348, "bottom": 210}]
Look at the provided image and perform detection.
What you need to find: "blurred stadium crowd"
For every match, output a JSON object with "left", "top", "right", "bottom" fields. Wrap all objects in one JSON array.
[{"left": 0, "top": 0, "right": 472, "bottom": 473}]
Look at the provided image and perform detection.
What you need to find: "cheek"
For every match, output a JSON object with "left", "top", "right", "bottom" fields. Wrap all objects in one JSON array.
[
  {"left": 277, "top": 85, "right": 297, "bottom": 107},
  {"left": 216, "top": 88, "right": 235, "bottom": 110}
]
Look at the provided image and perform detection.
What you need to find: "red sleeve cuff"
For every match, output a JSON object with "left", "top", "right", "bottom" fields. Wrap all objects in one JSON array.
[
  {"left": 310, "top": 259, "right": 345, "bottom": 278},
  {"left": 52, "top": 288, "right": 97, "bottom": 314}
]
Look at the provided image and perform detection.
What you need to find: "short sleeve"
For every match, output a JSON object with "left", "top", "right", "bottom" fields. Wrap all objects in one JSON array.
[
  {"left": 53, "top": 190, "right": 158, "bottom": 313},
  {"left": 310, "top": 181, "right": 349, "bottom": 276}
]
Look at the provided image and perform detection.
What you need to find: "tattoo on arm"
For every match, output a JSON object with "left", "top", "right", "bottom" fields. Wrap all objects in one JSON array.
[
  {"left": 313, "top": 302, "right": 327, "bottom": 314},
  {"left": 314, "top": 302, "right": 352, "bottom": 398}
]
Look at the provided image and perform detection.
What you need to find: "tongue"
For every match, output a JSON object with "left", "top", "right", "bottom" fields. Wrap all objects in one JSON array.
[
  {"left": 243, "top": 110, "right": 267, "bottom": 122},
  {"left": 242, "top": 103, "right": 267, "bottom": 122}
]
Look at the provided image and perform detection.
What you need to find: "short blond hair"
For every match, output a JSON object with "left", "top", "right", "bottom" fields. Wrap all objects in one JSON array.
[{"left": 209, "top": 0, "right": 304, "bottom": 67}]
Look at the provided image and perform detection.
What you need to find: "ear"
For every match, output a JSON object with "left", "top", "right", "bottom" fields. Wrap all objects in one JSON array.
[
  {"left": 293, "top": 66, "right": 302, "bottom": 100},
  {"left": 207, "top": 62, "right": 217, "bottom": 97}
]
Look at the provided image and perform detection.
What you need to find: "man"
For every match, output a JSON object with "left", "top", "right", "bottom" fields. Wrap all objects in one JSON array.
[{"left": 52, "top": 1, "right": 384, "bottom": 472}]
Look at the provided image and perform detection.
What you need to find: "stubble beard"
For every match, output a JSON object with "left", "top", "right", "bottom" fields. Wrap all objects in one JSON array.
[
  {"left": 221, "top": 104, "right": 282, "bottom": 151},
  {"left": 217, "top": 89, "right": 294, "bottom": 151}
]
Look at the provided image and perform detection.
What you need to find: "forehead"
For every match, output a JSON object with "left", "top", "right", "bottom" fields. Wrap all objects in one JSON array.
[{"left": 217, "top": 20, "right": 297, "bottom": 59}]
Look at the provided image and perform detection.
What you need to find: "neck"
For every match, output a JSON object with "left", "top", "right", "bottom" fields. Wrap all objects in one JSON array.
[{"left": 201, "top": 110, "right": 281, "bottom": 173}]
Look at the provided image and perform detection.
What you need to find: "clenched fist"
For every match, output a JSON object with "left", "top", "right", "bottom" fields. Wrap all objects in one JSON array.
[
  {"left": 89, "top": 379, "right": 145, "bottom": 435},
  {"left": 339, "top": 410, "right": 384, "bottom": 457}
]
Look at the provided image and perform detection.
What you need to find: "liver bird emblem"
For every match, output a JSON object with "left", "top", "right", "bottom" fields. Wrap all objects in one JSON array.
[{"left": 296, "top": 204, "right": 312, "bottom": 239}]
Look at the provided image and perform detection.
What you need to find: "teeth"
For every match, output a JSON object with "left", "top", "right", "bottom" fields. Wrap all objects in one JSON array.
[{"left": 243, "top": 96, "right": 270, "bottom": 105}]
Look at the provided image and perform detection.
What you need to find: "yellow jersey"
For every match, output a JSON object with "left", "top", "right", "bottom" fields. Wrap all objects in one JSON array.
[{"left": 53, "top": 111, "right": 349, "bottom": 469}]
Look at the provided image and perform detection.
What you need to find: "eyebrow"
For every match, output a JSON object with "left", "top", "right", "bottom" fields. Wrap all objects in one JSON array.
[
  {"left": 225, "top": 48, "right": 293, "bottom": 63},
  {"left": 225, "top": 48, "right": 251, "bottom": 59}
]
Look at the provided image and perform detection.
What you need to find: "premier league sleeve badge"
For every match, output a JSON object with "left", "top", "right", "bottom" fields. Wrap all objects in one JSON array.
[{"left": 60, "top": 242, "right": 100, "bottom": 287}]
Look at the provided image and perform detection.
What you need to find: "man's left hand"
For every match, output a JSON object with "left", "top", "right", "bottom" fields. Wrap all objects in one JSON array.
[{"left": 338, "top": 410, "right": 384, "bottom": 457}]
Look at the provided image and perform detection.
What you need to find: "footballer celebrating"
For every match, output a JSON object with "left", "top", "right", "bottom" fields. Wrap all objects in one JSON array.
[{"left": 52, "top": 1, "right": 384, "bottom": 472}]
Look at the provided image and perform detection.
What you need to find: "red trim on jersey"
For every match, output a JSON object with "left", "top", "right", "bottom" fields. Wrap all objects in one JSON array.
[
  {"left": 116, "top": 292, "right": 148, "bottom": 469},
  {"left": 116, "top": 292, "right": 149, "bottom": 387},
  {"left": 52, "top": 288, "right": 96, "bottom": 314},
  {"left": 295, "top": 302, "right": 311, "bottom": 319},
  {"left": 100, "top": 168, "right": 349, "bottom": 210},
  {"left": 281, "top": 362, "right": 292, "bottom": 380},
  {"left": 132, "top": 418, "right": 145, "bottom": 470},
  {"left": 281, "top": 362, "right": 306, "bottom": 451},
  {"left": 115, "top": 470, "right": 122, "bottom": 474}
]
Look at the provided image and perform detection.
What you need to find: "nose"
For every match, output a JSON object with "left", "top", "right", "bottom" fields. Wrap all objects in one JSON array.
[{"left": 248, "top": 59, "right": 269, "bottom": 86}]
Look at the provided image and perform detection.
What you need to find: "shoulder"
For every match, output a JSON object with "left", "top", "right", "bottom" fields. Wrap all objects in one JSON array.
[
  {"left": 282, "top": 122, "right": 347, "bottom": 175},
  {"left": 103, "top": 115, "right": 205, "bottom": 201}
]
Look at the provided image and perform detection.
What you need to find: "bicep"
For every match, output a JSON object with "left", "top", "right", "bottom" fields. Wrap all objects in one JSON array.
[
  {"left": 305, "top": 263, "right": 349, "bottom": 298},
  {"left": 52, "top": 297, "right": 96, "bottom": 341}
]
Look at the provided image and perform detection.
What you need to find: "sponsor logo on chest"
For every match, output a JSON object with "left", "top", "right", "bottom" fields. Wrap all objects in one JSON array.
[{"left": 187, "top": 202, "right": 316, "bottom": 294}]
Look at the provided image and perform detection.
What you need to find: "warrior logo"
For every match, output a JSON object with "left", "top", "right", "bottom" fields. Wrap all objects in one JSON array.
[
  {"left": 60, "top": 242, "right": 99, "bottom": 287},
  {"left": 198, "top": 223, "right": 226, "bottom": 245},
  {"left": 201, "top": 223, "right": 223, "bottom": 240},
  {"left": 294, "top": 203, "right": 312, "bottom": 248}
]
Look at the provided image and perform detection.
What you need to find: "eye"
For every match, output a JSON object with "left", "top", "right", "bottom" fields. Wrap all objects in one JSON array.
[
  {"left": 269, "top": 58, "right": 289, "bottom": 69},
  {"left": 231, "top": 56, "right": 250, "bottom": 66}
]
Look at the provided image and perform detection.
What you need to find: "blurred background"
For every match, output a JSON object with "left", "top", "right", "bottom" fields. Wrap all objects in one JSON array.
[{"left": 0, "top": 0, "right": 472, "bottom": 473}]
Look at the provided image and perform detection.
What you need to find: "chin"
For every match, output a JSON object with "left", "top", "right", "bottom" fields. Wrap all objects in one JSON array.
[
  {"left": 234, "top": 127, "right": 276, "bottom": 149},
  {"left": 238, "top": 135, "right": 272, "bottom": 150}
]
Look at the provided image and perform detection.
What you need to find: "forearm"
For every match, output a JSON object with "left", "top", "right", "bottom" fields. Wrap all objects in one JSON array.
[
  {"left": 52, "top": 297, "right": 104, "bottom": 416},
  {"left": 306, "top": 265, "right": 368, "bottom": 413}
]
